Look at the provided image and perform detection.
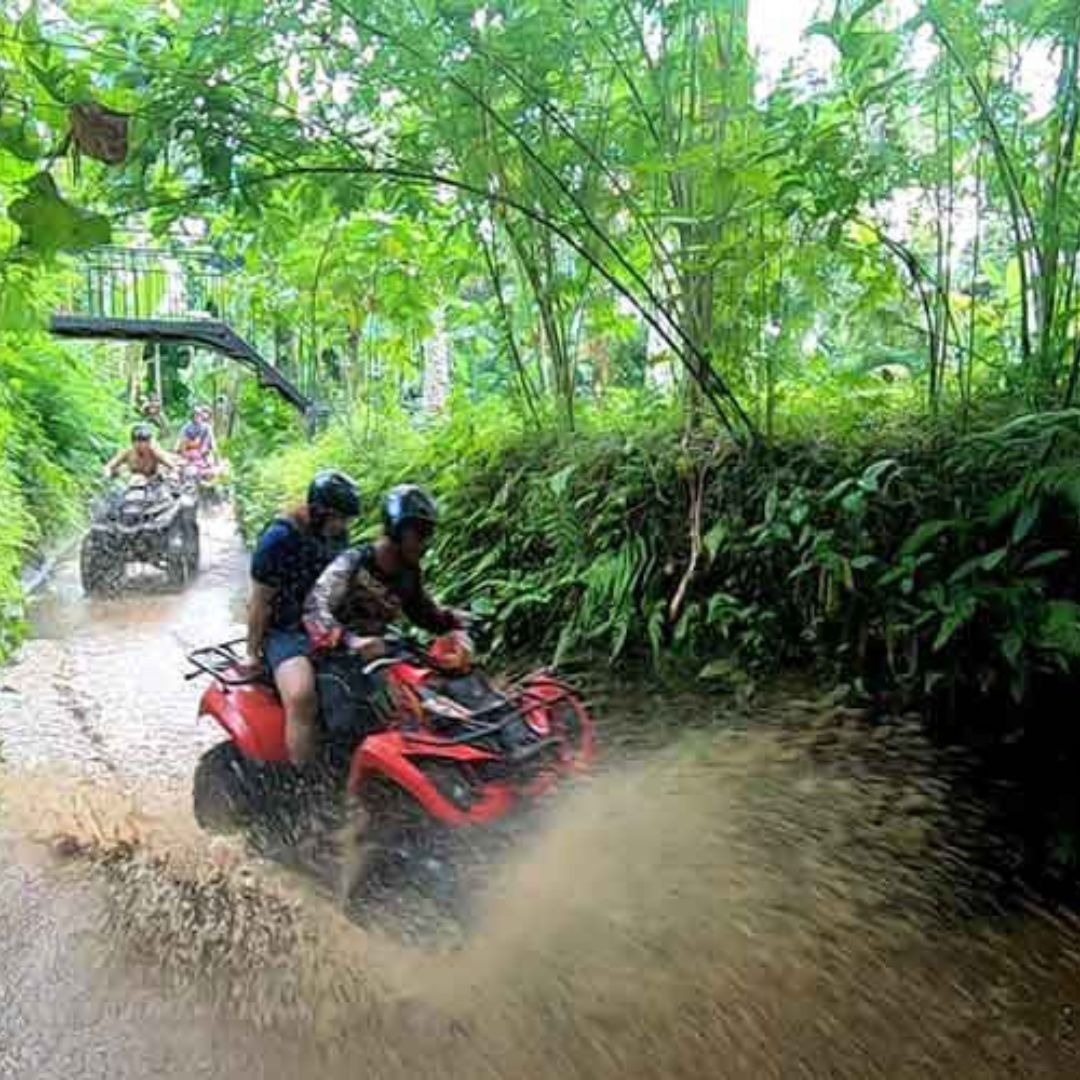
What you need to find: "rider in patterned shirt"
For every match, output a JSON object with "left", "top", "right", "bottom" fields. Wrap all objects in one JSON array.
[{"left": 303, "top": 484, "right": 463, "bottom": 660}]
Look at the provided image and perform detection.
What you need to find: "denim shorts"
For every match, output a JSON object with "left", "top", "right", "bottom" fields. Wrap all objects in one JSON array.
[{"left": 263, "top": 628, "right": 312, "bottom": 672}]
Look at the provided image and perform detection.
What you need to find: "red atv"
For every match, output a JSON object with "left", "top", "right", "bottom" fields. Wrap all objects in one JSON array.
[{"left": 186, "top": 630, "right": 596, "bottom": 904}]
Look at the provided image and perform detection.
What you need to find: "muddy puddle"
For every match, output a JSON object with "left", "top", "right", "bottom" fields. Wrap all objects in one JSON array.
[{"left": 1, "top": 509, "right": 1079, "bottom": 1078}]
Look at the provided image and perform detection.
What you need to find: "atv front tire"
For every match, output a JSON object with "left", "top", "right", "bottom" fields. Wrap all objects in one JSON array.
[
  {"left": 193, "top": 742, "right": 252, "bottom": 833},
  {"left": 341, "top": 779, "right": 461, "bottom": 936},
  {"left": 80, "top": 537, "right": 122, "bottom": 595}
]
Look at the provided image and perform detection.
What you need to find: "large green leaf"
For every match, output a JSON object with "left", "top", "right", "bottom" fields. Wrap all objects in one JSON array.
[
  {"left": 1036, "top": 601, "right": 1080, "bottom": 660},
  {"left": 898, "top": 519, "right": 959, "bottom": 558},
  {"left": 7, "top": 173, "right": 111, "bottom": 254},
  {"left": 0, "top": 112, "right": 43, "bottom": 163}
]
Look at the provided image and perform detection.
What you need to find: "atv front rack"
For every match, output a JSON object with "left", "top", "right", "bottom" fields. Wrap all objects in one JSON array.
[
  {"left": 405, "top": 683, "right": 578, "bottom": 750},
  {"left": 96, "top": 514, "right": 178, "bottom": 536},
  {"left": 186, "top": 638, "right": 266, "bottom": 685}
]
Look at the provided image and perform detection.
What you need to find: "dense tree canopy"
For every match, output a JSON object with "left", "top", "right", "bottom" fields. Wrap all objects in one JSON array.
[
  {"left": 1, "top": 0, "right": 1076, "bottom": 432},
  {"left": 1, "top": 0, "right": 1080, "bottom": 665}
]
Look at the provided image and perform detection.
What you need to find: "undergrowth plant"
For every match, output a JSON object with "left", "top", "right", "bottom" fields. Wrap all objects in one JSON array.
[
  {"left": 234, "top": 399, "right": 1080, "bottom": 728},
  {"left": 0, "top": 331, "right": 123, "bottom": 659}
]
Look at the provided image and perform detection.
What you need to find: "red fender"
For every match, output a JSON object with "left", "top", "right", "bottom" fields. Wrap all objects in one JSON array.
[
  {"left": 519, "top": 674, "right": 598, "bottom": 770},
  {"left": 199, "top": 683, "right": 290, "bottom": 764},
  {"left": 348, "top": 731, "right": 516, "bottom": 826}
]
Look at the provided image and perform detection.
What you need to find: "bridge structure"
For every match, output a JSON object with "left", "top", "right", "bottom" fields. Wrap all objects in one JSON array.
[{"left": 49, "top": 244, "right": 317, "bottom": 419}]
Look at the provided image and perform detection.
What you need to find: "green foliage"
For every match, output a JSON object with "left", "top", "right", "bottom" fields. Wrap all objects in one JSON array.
[
  {"left": 0, "top": 0, "right": 1077, "bottom": 431},
  {"left": 7, "top": 173, "right": 111, "bottom": 254},
  {"left": 0, "top": 428, "right": 30, "bottom": 659},
  {"left": 233, "top": 401, "right": 1080, "bottom": 731},
  {"left": 0, "top": 273, "right": 124, "bottom": 657}
]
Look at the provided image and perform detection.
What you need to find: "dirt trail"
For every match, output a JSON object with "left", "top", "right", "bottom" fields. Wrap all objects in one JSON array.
[{"left": 1, "top": 510, "right": 1079, "bottom": 1079}]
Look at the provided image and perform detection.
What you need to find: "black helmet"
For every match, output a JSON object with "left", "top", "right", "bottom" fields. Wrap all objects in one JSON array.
[
  {"left": 307, "top": 470, "right": 361, "bottom": 517},
  {"left": 131, "top": 423, "right": 153, "bottom": 442},
  {"left": 383, "top": 484, "right": 438, "bottom": 540}
]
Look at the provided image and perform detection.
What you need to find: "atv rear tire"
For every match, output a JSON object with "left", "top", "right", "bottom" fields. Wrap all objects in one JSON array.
[
  {"left": 193, "top": 742, "right": 252, "bottom": 833},
  {"left": 183, "top": 520, "right": 200, "bottom": 578},
  {"left": 165, "top": 521, "right": 191, "bottom": 588}
]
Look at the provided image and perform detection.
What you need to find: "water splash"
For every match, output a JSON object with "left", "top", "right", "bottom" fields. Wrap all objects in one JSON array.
[{"left": 3, "top": 706, "right": 1079, "bottom": 1078}]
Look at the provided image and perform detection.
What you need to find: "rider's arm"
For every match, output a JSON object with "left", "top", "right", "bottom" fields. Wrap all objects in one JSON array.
[
  {"left": 153, "top": 445, "right": 178, "bottom": 470},
  {"left": 104, "top": 448, "right": 127, "bottom": 476},
  {"left": 246, "top": 583, "right": 275, "bottom": 659},
  {"left": 402, "top": 568, "right": 458, "bottom": 634},
  {"left": 302, "top": 549, "right": 360, "bottom": 651},
  {"left": 247, "top": 522, "right": 291, "bottom": 659}
]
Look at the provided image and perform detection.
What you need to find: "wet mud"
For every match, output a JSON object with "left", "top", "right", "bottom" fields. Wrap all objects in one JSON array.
[{"left": 1, "top": 510, "right": 1079, "bottom": 1079}]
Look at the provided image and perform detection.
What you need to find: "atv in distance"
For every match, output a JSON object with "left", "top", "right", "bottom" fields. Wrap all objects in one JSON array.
[
  {"left": 179, "top": 452, "right": 230, "bottom": 509},
  {"left": 80, "top": 474, "right": 200, "bottom": 595}
]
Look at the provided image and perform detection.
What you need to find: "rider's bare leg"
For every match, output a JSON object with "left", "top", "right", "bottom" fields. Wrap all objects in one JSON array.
[{"left": 275, "top": 655, "right": 319, "bottom": 765}]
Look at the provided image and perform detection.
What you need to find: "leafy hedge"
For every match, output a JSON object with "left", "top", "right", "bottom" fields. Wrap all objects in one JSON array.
[
  {"left": 0, "top": 332, "right": 122, "bottom": 658},
  {"left": 0, "top": 415, "right": 30, "bottom": 658},
  {"left": 234, "top": 401, "right": 1080, "bottom": 720},
  {"left": 231, "top": 399, "right": 1080, "bottom": 884}
]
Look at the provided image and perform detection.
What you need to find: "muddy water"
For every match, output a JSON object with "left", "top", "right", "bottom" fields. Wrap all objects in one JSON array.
[
  {"left": 2, "top": 511, "right": 1080, "bottom": 1078},
  {"left": 0, "top": 509, "right": 247, "bottom": 780}
]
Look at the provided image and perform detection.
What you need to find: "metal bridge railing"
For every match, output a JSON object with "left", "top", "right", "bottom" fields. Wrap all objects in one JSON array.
[
  {"left": 51, "top": 245, "right": 318, "bottom": 416},
  {"left": 58, "top": 246, "right": 254, "bottom": 334}
]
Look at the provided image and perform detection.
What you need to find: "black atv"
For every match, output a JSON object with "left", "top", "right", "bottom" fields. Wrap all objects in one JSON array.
[{"left": 80, "top": 475, "right": 200, "bottom": 594}]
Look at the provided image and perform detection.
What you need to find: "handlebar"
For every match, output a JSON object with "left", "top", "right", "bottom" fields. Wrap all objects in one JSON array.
[
  {"left": 353, "top": 629, "right": 422, "bottom": 675},
  {"left": 382, "top": 628, "right": 424, "bottom": 653},
  {"left": 185, "top": 616, "right": 485, "bottom": 686},
  {"left": 356, "top": 625, "right": 477, "bottom": 676}
]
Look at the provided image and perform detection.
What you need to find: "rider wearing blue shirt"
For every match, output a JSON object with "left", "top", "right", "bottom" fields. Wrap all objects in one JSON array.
[{"left": 246, "top": 470, "right": 360, "bottom": 765}]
